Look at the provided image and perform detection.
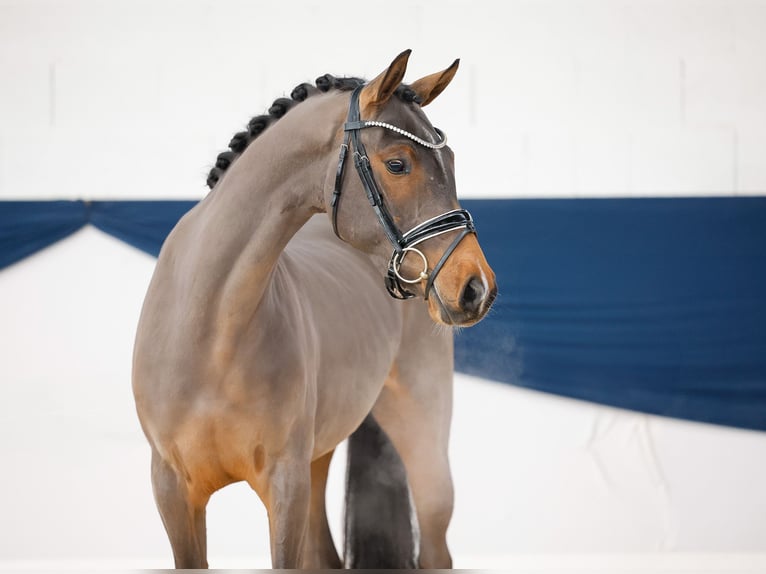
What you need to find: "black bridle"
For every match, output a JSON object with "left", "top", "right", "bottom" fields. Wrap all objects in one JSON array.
[{"left": 331, "top": 86, "right": 476, "bottom": 300}]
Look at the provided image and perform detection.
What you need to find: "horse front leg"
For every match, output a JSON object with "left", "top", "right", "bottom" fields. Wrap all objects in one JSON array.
[
  {"left": 302, "top": 449, "right": 342, "bottom": 568},
  {"left": 263, "top": 454, "right": 312, "bottom": 568},
  {"left": 150, "top": 448, "right": 209, "bottom": 569}
]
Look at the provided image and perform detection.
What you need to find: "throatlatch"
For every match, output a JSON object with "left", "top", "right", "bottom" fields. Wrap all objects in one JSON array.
[{"left": 332, "top": 86, "right": 476, "bottom": 300}]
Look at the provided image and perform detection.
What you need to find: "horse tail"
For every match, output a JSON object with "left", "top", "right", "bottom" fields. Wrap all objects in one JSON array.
[{"left": 343, "top": 414, "right": 417, "bottom": 568}]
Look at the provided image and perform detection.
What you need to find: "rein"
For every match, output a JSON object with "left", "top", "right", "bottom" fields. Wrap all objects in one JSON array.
[{"left": 331, "top": 86, "right": 476, "bottom": 300}]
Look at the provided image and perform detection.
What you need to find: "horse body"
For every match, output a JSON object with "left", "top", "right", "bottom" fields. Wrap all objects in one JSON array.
[
  {"left": 138, "top": 216, "right": 397, "bottom": 458},
  {"left": 133, "top": 51, "right": 495, "bottom": 568}
]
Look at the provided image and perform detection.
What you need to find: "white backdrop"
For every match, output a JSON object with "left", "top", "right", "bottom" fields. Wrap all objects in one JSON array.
[
  {"left": 2, "top": 0, "right": 766, "bottom": 570},
  {"left": 3, "top": 0, "right": 766, "bottom": 201}
]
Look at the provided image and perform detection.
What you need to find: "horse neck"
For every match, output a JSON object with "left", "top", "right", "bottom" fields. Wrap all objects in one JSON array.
[{"left": 188, "top": 92, "right": 346, "bottom": 331}]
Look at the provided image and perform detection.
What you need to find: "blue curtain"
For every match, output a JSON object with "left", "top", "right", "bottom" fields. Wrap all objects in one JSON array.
[
  {"left": 89, "top": 201, "right": 196, "bottom": 257},
  {"left": 0, "top": 201, "right": 88, "bottom": 269},
  {"left": 2, "top": 198, "right": 765, "bottom": 431},
  {"left": 0, "top": 200, "right": 195, "bottom": 266},
  {"left": 457, "top": 198, "right": 766, "bottom": 432}
]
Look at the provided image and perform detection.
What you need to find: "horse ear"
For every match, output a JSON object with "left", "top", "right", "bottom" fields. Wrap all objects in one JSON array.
[
  {"left": 410, "top": 58, "right": 460, "bottom": 107},
  {"left": 360, "top": 49, "right": 411, "bottom": 112}
]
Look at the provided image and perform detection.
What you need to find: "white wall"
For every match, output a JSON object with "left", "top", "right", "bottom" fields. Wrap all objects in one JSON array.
[
  {"left": 1, "top": 0, "right": 765, "bottom": 201},
  {"left": 2, "top": 0, "right": 766, "bottom": 568}
]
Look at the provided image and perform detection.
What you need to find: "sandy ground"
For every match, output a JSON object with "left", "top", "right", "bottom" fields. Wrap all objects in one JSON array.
[{"left": 1, "top": 372, "right": 766, "bottom": 572}]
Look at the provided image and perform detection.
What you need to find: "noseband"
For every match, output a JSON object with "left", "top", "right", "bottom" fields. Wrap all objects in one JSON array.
[{"left": 331, "top": 86, "right": 476, "bottom": 300}]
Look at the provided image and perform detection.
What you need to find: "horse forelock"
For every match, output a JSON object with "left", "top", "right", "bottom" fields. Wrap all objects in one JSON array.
[{"left": 206, "top": 75, "right": 423, "bottom": 190}]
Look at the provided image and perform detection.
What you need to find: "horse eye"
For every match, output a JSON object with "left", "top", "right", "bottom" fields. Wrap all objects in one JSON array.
[{"left": 386, "top": 159, "right": 408, "bottom": 175}]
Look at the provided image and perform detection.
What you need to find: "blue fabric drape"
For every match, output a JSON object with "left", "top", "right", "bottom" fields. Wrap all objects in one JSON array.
[
  {"left": 0, "top": 201, "right": 88, "bottom": 269},
  {"left": 89, "top": 201, "right": 196, "bottom": 257},
  {"left": 457, "top": 197, "right": 766, "bottom": 431},
  {"left": 0, "top": 200, "right": 195, "bottom": 266},
  {"left": 2, "top": 198, "right": 765, "bottom": 431}
]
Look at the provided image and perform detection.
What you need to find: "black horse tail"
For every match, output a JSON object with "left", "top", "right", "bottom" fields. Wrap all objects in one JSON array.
[{"left": 343, "top": 414, "right": 417, "bottom": 568}]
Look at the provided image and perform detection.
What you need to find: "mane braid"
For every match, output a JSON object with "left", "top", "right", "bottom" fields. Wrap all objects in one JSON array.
[{"left": 205, "top": 75, "right": 422, "bottom": 190}]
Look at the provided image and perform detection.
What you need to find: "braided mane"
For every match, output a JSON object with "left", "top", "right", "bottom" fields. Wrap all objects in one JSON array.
[{"left": 206, "top": 75, "right": 422, "bottom": 189}]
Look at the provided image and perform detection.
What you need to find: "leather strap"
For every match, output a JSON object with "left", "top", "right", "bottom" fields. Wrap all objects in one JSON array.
[
  {"left": 347, "top": 88, "right": 406, "bottom": 251},
  {"left": 331, "top": 138, "right": 349, "bottom": 239},
  {"left": 424, "top": 226, "right": 474, "bottom": 299}
]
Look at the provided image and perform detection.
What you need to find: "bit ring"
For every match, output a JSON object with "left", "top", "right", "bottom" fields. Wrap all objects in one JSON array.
[{"left": 393, "top": 247, "right": 429, "bottom": 284}]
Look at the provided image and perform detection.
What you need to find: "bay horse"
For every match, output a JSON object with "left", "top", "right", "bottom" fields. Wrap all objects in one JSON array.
[{"left": 132, "top": 50, "right": 497, "bottom": 569}]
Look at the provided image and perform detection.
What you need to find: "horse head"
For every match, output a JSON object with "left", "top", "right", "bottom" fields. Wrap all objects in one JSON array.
[{"left": 326, "top": 50, "right": 497, "bottom": 327}]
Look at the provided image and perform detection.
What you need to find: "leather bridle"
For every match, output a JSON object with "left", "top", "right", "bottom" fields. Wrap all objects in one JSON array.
[{"left": 331, "top": 86, "right": 476, "bottom": 300}]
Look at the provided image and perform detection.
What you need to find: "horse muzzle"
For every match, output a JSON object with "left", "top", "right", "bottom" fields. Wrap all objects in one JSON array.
[{"left": 429, "top": 268, "right": 497, "bottom": 327}]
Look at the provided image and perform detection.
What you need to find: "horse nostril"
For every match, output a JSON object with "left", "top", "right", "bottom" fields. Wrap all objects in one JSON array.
[{"left": 460, "top": 276, "right": 486, "bottom": 313}]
